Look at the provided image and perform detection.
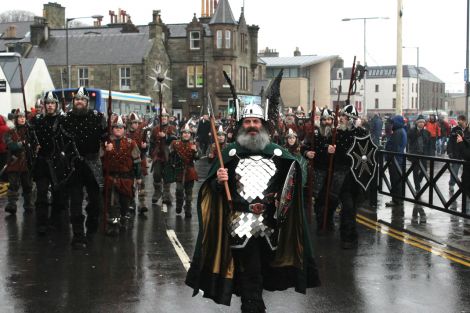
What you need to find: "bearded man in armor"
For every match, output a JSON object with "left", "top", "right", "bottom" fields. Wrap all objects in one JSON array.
[
  {"left": 31, "top": 92, "right": 66, "bottom": 234},
  {"left": 186, "top": 104, "right": 320, "bottom": 313},
  {"left": 328, "top": 104, "right": 368, "bottom": 248},
  {"left": 59, "top": 87, "right": 107, "bottom": 249},
  {"left": 302, "top": 108, "right": 336, "bottom": 233},
  {"left": 149, "top": 109, "right": 177, "bottom": 206}
]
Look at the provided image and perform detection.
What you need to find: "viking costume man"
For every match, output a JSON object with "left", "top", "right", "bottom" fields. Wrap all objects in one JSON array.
[
  {"left": 169, "top": 124, "right": 201, "bottom": 218},
  {"left": 59, "top": 87, "right": 107, "bottom": 249},
  {"left": 31, "top": 91, "right": 66, "bottom": 234},
  {"left": 149, "top": 109, "right": 177, "bottom": 205},
  {"left": 4, "top": 111, "right": 34, "bottom": 214},
  {"left": 126, "top": 112, "right": 149, "bottom": 214},
  {"left": 207, "top": 125, "right": 227, "bottom": 163},
  {"left": 103, "top": 115, "right": 141, "bottom": 236},
  {"left": 186, "top": 103, "right": 320, "bottom": 313}
]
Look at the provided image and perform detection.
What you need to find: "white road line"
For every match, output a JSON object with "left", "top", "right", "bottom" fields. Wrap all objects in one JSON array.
[{"left": 166, "top": 229, "right": 191, "bottom": 271}]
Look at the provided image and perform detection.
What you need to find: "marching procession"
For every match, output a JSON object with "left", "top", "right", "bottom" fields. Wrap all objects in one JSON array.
[{"left": 0, "top": 59, "right": 469, "bottom": 312}]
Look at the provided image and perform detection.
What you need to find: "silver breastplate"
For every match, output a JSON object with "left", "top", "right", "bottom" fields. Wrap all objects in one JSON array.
[{"left": 235, "top": 155, "right": 277, "bottom": 203}]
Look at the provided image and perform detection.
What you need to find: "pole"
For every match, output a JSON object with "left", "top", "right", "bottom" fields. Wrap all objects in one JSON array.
[
  {"left": 416, "top": 47, "right": 420, "bottom": 112},
  {"left": 396, "top": 0, "right": 403, "bottom": 115},
  {"left": 466, "top": 0, "right": 469, "bottom": 120},
  {"left": 66, "top": 18, "right": 71, "bottom": 88},
  {"left": 363, "top": 18, "right": 367, "bottom": 116}
]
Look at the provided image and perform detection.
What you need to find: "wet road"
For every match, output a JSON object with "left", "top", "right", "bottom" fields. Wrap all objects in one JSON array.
[{"left": 0, "top": 160, "right": 469, "bottom": 313}]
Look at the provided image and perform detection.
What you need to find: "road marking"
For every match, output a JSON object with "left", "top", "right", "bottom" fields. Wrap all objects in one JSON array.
[
  {"left": 356, "top": 214, "right": 470, "bottom": 267},
  {"left": 166, "top": 229, "right": 191, "bottom": 271}
]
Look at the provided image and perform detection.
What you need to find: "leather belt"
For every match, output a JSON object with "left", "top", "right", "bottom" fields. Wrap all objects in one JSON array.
[{"left": 248, "top": 203, "right": 265, "bottom": 214}]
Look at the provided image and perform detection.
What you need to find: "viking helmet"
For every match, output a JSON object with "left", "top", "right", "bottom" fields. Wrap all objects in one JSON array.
[
  {"left": 128, "top": 112, "right": 141, "bottom": 123},
  {"left": 285, "top": 128, "right": 297, "bottom": 138},
  {"left": 241, "top": 104, "right": 264, "bottom": 120},
  {"left": 341, "top": 104, "right": 358, "bottom": 119},
  {"left": 217, "top": 124, "right": 226, "bottom": 135},
  {"left": 320, "top": 108, "right": 335, "bottom": 120},
  {"left": 161, "top": 107, "right": 169, "bottom": 117},
  {"left": 74, "top": 86, "right": 89, "bottom": 101},
  {"left": 44, "top": 91, "right": 59, "bottom": 104},
  {"left": 111, "top": 115, "right": 126, "bottom": 128},
  {"left": 286, "top": 107, "right": 295, "bottom": 116},
  {"left": 181, "top": 122, "right": 192, "bottom": 133}
]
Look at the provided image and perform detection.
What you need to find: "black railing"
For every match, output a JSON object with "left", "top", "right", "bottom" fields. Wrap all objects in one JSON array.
[{"left": 377, "top": 150, "right": 469, "bottom": 218}]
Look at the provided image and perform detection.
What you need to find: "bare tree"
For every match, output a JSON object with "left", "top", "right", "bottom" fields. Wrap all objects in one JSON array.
[{"left": 0, "top": 10, "right": 35, "bottom": 23}]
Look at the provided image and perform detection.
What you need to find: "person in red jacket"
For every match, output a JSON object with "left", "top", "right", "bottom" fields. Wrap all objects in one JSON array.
[{"left": 425, "top": 114, "right": 440, "bottom": 156}]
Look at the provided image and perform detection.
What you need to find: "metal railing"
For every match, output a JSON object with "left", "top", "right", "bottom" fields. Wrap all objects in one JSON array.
[{"left": 377, "top": 150, "right": 469, "bottom": 218}]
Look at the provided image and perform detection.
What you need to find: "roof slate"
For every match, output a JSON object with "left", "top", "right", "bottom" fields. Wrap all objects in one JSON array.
[
  {"left": 209, "top": 0, "right": 237, "bottom": 25},
  {"left": 336, "top": 65, "right": 443, "bottom": 83},
  {"left": 260, "top": 55, "right": 338, "bottom": 68},
  {"left": 0, "top": 21, "right": 34, "bottom": 51},
  {"left": 0, "top": 55, "right": 36, "bottom": 91},
  {"left": 28, "top": 28, "right": 154, "bottom": 65}
]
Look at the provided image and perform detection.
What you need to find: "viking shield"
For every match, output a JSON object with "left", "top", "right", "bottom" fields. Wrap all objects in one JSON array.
[{"left": 346, "top": 134, "right": 378, "bottom": 191}]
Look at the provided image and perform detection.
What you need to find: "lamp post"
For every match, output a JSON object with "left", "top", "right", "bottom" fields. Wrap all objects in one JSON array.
[
  {"left": 403, "top": 46, "right": 419, "bottom": 113},
  {"left": 342, "top": 16, "right": 389, "bottom": 116},
  {"left": 66, "top": 15, "right": 103, "bottom": 88}
]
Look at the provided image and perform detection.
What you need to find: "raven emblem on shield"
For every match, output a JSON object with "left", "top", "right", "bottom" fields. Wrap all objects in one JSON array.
[{"left": 346, "top": 135, "right": 378, "bottom": 191}]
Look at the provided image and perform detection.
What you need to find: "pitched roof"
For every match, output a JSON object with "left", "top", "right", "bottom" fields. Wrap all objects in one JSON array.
[
  {"left": 260, "top": 55, "right": 339, "bottom": 68},
  {"left": 27, "top": 26, "right": 154, "bottom": 65},
  {"left": 336, "top": 65, "right": 443, "bottom": 83},
  {"left": 167, "top": 23, "right": 212, "bottom": 38},
  {"left": 209, "top": 0, "right": 237, "bottom": 25},
  {"left": 0, "top": 21, "right": 34, "bottom": 51},
  {"left": 0, "top": 55, "right": 36, "bottom": 91}
]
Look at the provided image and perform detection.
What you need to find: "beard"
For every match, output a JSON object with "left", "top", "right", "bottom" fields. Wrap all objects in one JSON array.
[
  {"left": 320, "top": 124, "right": 332, "bottom": 137},
  {"left": 72, "top": 106, "right": 88, "bottom": 116},
  {"left": 339, "top": 119, "right": 354, "bottom": 131},
  {"left": 236, "top": 126, "right": 270, "bottom": 152}
]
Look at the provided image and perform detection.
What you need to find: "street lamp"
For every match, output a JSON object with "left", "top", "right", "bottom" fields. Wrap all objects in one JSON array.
[
  {"left": 342, "top": 16, "right": 389, "bottom": 116},
  {"left": 403, "top": 46, "right": 420, "bottom": 112},
  {"left": 66, "top": 15, "right": 103, "bottom": 88}
]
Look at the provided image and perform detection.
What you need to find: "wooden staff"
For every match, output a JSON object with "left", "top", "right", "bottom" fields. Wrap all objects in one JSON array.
[
  {"left": 305, "top": 99, "right": 316, "bottom": 224},
  {"left": 207, "top": 94, "right": 232, "bottom": 208},
  {"left": 103, "top": 67, "right": 113, "bottom": 231}
]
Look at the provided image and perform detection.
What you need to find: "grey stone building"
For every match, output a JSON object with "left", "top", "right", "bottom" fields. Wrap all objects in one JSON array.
[
  {"left": 23, "top": 3, "right": 171, "bottom": 110},
  {"left": 166, "top": 0, "right": 259, "bottom": 117}
]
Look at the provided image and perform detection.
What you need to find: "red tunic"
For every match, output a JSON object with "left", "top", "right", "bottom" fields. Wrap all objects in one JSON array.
[
  {"left": 6, "top": 127, "right": 29, "bottom": 173},
  {"left": 170, "top": 140, "right": 199, "bottom": 182},
  {"left": 127, "top": 127, "right": 149, "bottom": 176},
  {"left": 150, "top": 124, "right": 177, "bottom": 162},
  {"left": 103, "top": 137, "right": 140, "bottom": 197}
]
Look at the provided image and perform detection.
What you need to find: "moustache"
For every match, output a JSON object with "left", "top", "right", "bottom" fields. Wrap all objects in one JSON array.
[{"left": 245, "top": 127, "right": 259, "bottom": 133}]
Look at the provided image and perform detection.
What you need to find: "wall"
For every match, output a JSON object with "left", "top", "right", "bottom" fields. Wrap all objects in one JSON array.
[{"left": 0, "top": 66, "right": 11, "bottom": 116}]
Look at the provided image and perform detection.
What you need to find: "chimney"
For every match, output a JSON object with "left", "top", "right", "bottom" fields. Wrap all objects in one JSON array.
[
  {"left": 149, "top": 10, "right": 163, "bottom": 40},
  {"left": 4, "top": 26, "right": 17, "bottom": 38},
  {"left": 43, "top": 2, "right": 65, "bottom": 28},
  {"left": 294, "top": 47, "right": 301, "bottom": 56},
  {"left": 30, "top": 16, "right": 49, "bottom": 46}
]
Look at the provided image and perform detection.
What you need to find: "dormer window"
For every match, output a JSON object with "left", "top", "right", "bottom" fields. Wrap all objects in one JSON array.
[
  {"left": 216, "top": 30, "right": 232, "bottom": 49},
  {"left": 190, "top": 31, "right": 201, "bottom": 50}
]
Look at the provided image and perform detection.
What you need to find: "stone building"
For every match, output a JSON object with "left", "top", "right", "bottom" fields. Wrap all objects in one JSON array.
[
  {"left": 166, "top": 0, "right": 259, "bottom": 117},
  {"left": 24, "top": 3, "right": 171, "bottom": 110}
]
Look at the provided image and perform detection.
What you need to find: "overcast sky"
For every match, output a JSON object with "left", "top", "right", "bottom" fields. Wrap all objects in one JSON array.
[{"left": 2, "top": 0, "right": 468, "bottom": 92}]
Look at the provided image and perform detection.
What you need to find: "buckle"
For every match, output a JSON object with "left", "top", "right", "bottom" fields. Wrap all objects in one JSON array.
[{"left": 248, "top": 203, "right": 265, "bottom": 214}]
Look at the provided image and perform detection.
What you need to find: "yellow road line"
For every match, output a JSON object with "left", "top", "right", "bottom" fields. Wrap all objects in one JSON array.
[
  {"left": 357, "top": 213, "right": 470, "bottom": 262},
  {"left": 356, "top": 214, "right": 470, "bottom": 268}
]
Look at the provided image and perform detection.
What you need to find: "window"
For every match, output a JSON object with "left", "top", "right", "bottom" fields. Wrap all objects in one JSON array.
[
  {"left": 412, "top": 97, "right": 414, "bottom": 108},
  {"left": 223, "top": 65, "right": 232, "bottom": 88},
  {"left": 393, "top": 98, "right": 396, "bottom": 108},
  {"left": 392, "top": 84, "right": 396, "bottom": 92},
  {"left": 190, "top": 31, "right": 200, "bottom": 50},
  {"left": 240, "top": 66, "right": 248, "bottom": 91},
  {"left": 120, "top": 67, "right": 131, "bottom": 91},
  {"left": 375, "top": 84, "right": 379, "bottom": 92},
  {"left": 240, "top": 33, "right": 247, "bottom": 52},
  {"left": 411, "top": 83, "right": 414, "bottom": 93},
  {"left": 78, "top": 67, "right": 89, "bottom": 87},
  {"left": 375, "top": 98, "right": 379, "bottom": 109},
  {"left": 225, "top": 30, "right": 231, "bottom": 48},
  {"left": 187, "top": 65, "right": 204, "bottom": 88},
  {"left": 216, "top": 30, "right": 223, "bottom": 49}
]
